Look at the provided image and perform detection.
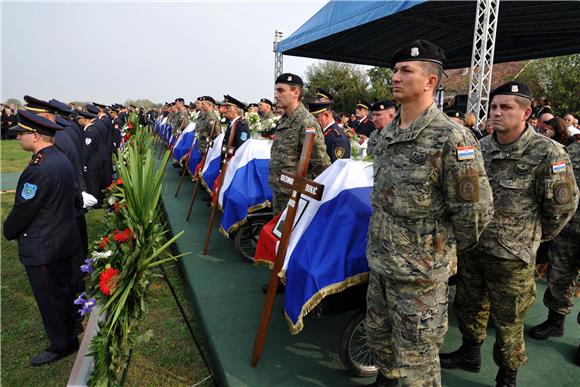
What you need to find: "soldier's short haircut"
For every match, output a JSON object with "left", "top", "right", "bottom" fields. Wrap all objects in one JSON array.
[
  {"left": 290, "top": 85, "right": 303, "bottom": 101},
  {"left": 513, "top": 95, "right": 532, "bottom": 110},
  {"left": 39, "top": 134, "right": 54, "bottom": 143},
  {"left": 418, "top": 62, "right": 443, "bottom": 96}
]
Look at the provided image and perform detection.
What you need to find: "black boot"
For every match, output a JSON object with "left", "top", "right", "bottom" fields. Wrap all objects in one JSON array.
[
  {"left": 440, "top": 337, "right": 481, "bottom": 372},
  {"left": 528, "top": 310, "right": 565, "bottom": 340},
  {"left": 575, "top": 343, "right": 580, "bottom": 367},
  {"left": 368, "top": 372, "right": 398, "bottom": 387},
  {"left": 495, "top": 367, "right": 517, "bottom": 387}
]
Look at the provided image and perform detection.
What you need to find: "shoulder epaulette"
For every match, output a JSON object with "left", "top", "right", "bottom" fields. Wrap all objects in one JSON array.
[{"left": 30, "top": 152, "right": 45, "bottom": 166}]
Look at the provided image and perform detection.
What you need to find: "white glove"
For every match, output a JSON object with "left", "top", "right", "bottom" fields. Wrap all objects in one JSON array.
[{"left": 81, "top": 192, "right": 98, "bottom": 208}]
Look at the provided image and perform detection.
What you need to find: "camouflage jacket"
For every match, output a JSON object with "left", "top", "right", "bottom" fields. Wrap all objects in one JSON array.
[
  {"left": 174, "top": 107, "right": 190, "bottom": 133},
  {"left": 367, "top": 103, "right": 494, "bottom": 282},
  {"left": 366, "top": 129, "right": 379, "bottom": 156},
  {"left": 197, "top": 110, "right": 221, "bottom": 154},
  {"left": 477, "top": 126, "right": 579, "bottom": 263},
  {"left": 563, "top": 141, "right": 580, "bottom": 236},
  {"left": 268, "top": 103, "right": 331, "bottom": 199}
]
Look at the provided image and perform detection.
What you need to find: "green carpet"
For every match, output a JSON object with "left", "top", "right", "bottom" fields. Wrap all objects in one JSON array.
[
  {"left": 1, "top": 173, "right": 20, "bottom": 191},
  {"left": 160, "top": 163, "right": 580, "bottom": 387}
]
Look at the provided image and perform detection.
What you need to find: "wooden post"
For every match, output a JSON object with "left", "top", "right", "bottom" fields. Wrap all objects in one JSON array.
[
  {"left": 201, "top": 120, "right": 240, "bottom": 255},
  {"left": 251, "top": 128, "right": 324, "bottom": 367}
]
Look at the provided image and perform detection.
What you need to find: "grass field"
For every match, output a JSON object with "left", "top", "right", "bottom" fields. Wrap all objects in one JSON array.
[{"left": 0, "top": 141, "right": 212, "bottom": 386}]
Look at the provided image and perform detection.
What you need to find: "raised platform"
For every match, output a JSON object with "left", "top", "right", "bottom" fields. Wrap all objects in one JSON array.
[{"left": 160, "top": 162, "right": 580, "bottom": 387}]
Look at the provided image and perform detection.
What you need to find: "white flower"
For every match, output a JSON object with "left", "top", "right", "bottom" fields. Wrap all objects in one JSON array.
[
  {"left": 107, "top": 196, "right": 116, "bottom": 206},
  {"left": 91, "top": 250, "right": 113, "bottom": 262}
]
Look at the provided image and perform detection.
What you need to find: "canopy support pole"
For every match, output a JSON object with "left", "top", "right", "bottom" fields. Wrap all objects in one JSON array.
[
  {"left": 273, "top": 30, "right": 284, "bottom": 83},
  {"left": 467, "top": 0, "right": 501, "bottom": 132}
]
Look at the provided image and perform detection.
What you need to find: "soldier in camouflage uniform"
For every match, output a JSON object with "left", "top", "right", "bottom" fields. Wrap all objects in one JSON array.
[
  {"left": 365, "top": 40, "right": 494, "bottom": 387},
  {"left": 441, "top": 81, "right": 579, "bottom": 387},
  {"left": 172, "top": 98, "right": 190, "bottom": 138},
  {"left": 259, "top": 98, "right": 275, "bottom": 120},
  {"left": 366, "top": 101, "right": 396, "bottom": 157},
  {"left": 269, "top": 73, "right": 331, "bottom": 214},
  {"left": 196, "top": 96, "right": 221, "bottom": 154},
  {"left": 528, "top": 140, "right": 579, "bottom": 346}
]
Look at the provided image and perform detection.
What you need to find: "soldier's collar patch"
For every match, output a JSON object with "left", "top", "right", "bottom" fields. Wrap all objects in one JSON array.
[
  {"left": 31, "top": 153, "right": 44, "bottom": 165},
  {"left": 457, "top": 146, "right": 475, "bottom": 161},
  {"left": 335, "top": 147, "right": 345, "bottom": 159},
  {"left": 21, "top": 182, "right": 38, "bottom": 200},
  {"left": 552, "top": 161, "right": 566, "bottom": 174}
]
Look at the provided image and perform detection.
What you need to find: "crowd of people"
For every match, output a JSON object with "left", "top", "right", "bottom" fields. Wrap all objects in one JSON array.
[{"left": 2, "top": 38, "right": 579, "bottom": 387}]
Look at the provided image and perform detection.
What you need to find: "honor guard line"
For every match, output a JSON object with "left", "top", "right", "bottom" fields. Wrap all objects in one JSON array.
[{"left": 251, "top": 128, "right": 324, "bottom": 367}]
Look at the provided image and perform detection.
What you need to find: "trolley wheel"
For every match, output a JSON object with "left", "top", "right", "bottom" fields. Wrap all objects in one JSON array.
[
  {"left": 339, "top": 309, "right": 378, "bottom": 377},
  {"left": 234, "top": 220, "right": 266, "bottom": 263}
]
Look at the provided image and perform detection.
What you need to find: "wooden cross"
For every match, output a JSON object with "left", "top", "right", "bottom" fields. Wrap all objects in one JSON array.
[
  {"left": 201, "top": 119, "right": 240, "bottom": 255},
  {"left": 251, "top": 128, "right": 325, "bottom": 367}
]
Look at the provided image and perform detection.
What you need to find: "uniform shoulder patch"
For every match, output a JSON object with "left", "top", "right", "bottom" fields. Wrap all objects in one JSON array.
[
  {"left": 455, "top": 176, "right": 480, "bottom": 203},
  {"left": 240, "top": 132, "right": 248, "bottom": 141},
  {"left": 335, "top": 147, "right": 345, "bottom": 159},
  {"left": 553, "top": 183, "right": 572, "bottom": 204},
  {"left": 21, "top": 182, "right": 38, "bottom": 200},
  {"left": 551, "top": 161, "right": 566, "bottom": 174},
  {"left": 457, "top": 146, "right": 475, "bottom": 161}
]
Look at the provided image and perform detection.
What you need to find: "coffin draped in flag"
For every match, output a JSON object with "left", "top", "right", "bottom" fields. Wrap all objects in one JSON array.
[
  {"left": 201, "top": 133, "right": 225, "bottom": 194},
  {"left": 217, "top": 139, "right": 273, "bottom": 237},
  {"left": 186, "top": 140, "right": 203, "bottom": 175},
  {"left": 172, "top": 122, "right": 196, "bottom": 162},
  {"left": 282, "top": 158, "right": 373, "bottom": 334}
]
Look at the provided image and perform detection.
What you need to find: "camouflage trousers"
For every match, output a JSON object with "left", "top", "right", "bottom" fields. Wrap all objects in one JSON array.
[
  {"left": 272, "top": 192, "right": 291, "bottom": 214},
  {"left": 454, "top": 250, "right": 536, "bottom": 369},
  {"left": 365, "top": 271, "right": 448, "bottom": 387},
  {"left": 544, "top": 229, "right": 580, "bottom": 315}
]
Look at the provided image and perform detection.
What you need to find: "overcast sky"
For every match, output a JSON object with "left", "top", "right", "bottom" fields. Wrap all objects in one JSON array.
[{"left": 2, "top": 0, "right": 326, "bottom": 105}]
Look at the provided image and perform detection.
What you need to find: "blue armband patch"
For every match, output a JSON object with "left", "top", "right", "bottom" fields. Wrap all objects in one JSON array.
[
  {"left": 240, "top": 132, "right": 248, "bottom": 141},
  {"left": 21, "top": 183, "right": 38, "bottom": 200}
]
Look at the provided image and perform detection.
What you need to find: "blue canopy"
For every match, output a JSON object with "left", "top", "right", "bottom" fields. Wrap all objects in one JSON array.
[{"left": 277, "top": 0, "right": 580, "bottom": 69}]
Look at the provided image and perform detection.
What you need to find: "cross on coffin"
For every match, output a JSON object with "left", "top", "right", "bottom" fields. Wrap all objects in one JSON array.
[{"left": 251, "top": 127, "right": 325, "bottom": 367}]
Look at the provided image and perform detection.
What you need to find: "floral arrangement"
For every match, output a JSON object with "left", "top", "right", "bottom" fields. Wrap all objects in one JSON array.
[
  {"left": 245, "top": 112, "right": 279, "bottom": 139},
  {"left": 343, "top": 127, "right": 370, "bottom": 159},
  {"left": 80, "top": 119, "right": 185, "bottom": 386}
]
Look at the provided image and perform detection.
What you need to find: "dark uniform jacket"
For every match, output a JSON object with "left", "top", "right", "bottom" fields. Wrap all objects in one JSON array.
[
  {"left": 323, "top": 122, "right": 351, "bottom": 162},
  {"left": 4, "top": 146, "right": 76, "bottom": 265},
  {"left": 352, "top": 116, "right": 375, "bottom": 137},
  {"left": 54, "top": 129, "right": 86, "bottom": 206},
  {"left": 112, "top": 117, "right": 123, "bottom": 149},
  {"left": 223, "top": 117, "right": 249, "bottom": 154}
]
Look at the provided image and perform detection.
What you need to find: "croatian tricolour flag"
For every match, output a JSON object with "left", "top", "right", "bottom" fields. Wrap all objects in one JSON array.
[
  {"left": 218, "top": 139, "right": 273, "bottom": 237},
  {"left": 201, "top": 133, "right": 225, "bottom": 194},
  {"left": 172, "top": 122, "right": 196, "bottom": 162},
  {"left": 281, "top": 158, "right": 373, "bottom": 334}
]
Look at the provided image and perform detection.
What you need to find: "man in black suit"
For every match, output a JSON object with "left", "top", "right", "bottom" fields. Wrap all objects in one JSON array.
[{"left": 4, "top": 110, "right": 79, "bottom": 366}]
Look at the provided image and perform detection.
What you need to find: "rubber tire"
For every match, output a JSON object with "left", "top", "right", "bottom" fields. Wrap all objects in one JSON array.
[
  {"left": 234, "top": 220, "right": 266, "bottom": 263},
  {"left": 339, "top": 309, "right": 378, "bottom": 378}
]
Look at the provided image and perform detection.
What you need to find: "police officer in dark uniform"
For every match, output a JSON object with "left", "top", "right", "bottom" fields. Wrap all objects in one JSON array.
[
  {"left": 352, "top": 99, "right": 375, "bottom": 136},
  {"left": 76, "top": 110, "right": 104, "bottom": 205},
  {"left": 110, "top": 105, "right": 123, "bottom": 149},
  {"left": 308, "top": 101, "right": 351, "bottom": 162},
  {"left": 222, "top": 95, "right": 249, "bottom": 155},
  {"left": 85, "top": 104, "right": 111, "bottom": 191},
  {"left": 4, "top": 110, "right": 79, "bottom": 365}
]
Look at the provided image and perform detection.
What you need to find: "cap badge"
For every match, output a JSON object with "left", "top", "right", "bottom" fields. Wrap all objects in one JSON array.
[
  {"left": 411, "top": 47, "right": 419, "bottom": 57},
  {"left": 287, "top": 76, "right": 292, "bottom": 82},
  {"left": 511, "top": 85, "right": 519, "bottom": 93}
]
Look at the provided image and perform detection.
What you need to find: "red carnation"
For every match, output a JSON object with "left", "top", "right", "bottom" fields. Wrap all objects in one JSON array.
[
  {"left": 99, "top": 267, "right": 120, "bottom": 296},
  {"left": 124, "top": 133, "right": 131, "bottom": 142},
  {"left": 98, "top": 236, "right": 110, "bottom": 250},
  {"left": 127, "top": 122, "right": 134, "bottom": 129},
  {"left": 113, "top": 202, "right": 120, "bottom": 215},
  {"left": 116, "top": 178, "right": 123, "bottom": 186},
  {"left": 113, "top": 228, "right": 134, "bottom": 243}
]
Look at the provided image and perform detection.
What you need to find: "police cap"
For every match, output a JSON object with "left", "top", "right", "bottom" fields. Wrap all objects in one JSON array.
[
  {"left": 356, "top": 99, "right": 370, "bottom": 110},
  {"left": 85, "top": 104, "right": 99, "bottom": 114},
  {"left": 307, "top": 101, "right": 332, "bottom": 116},
  {"left": 391, "top": 40, "right": 446, "bottom": 68},
  {"left": 77, "top": 110, "right": 98, "bottom": 119},
  {"left": 275, "top": 73, "right": 303, "bottom": 87},
  {"left": 490, "top": 81, "right": 532, "bottom": 101},
  {"left": 222, "top": 95, "right": 246, "bottom": 110},
  {"left": 11, "top": 110, "right": 64, "bottom": 136},
  {"left": 49, "top": 99, "right": 74, "bottom": 116},
  {"left": 315, "top": 87, "right": 334, "bottom": 101},
  {"left": 23, "top": 95, "right": 59, "bottom": 114}
]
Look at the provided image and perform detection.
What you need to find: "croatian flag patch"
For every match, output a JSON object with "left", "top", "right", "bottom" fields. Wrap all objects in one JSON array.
[
  {"left": 457, "top": 146, "right": 475, "bottom": 161},
  {"left": 552, "top": 161, "right": 566, "bottom": 174}
]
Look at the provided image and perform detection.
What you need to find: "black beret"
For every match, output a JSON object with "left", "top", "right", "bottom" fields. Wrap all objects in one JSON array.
[
  {"left": 85, "top": 104, "right": 99, "bottom": 114},
  {"left": 356, "top": 99, "right": 370, "bottom": 110},
  {"left": 391, "top": 39, "right": 446, "bottom": 68},
  {"left": 370, "top": 100, "right": 396, "bottom": 112},
  {"left": 129, "top": 104, "right": 137, "bottom": 108},
  {"left": 248, "top": 103, "right": 259, "bottom": 108},
  {"left": 315, "top": 87, "right": 334, "bottom": 101},
  {"left": 77, "top": 110, "right": 98, "bottom": 119},
  {"left": 199, "top": 96, "right": 216, "bottom": 104},
  {"left": 49, "top": 99, "right": 74, "bottom": 116},
  {"left": 445, "top": 110, "right": 465, "bottom": 119},
  {"left": 11, "top": 110, "right": 64, "bottom": 136},
  {"left": 260, "top": 98, "right": 273, "bottom": 106},
  {"left": 222, "top": 94, "right": 246, "bottom": 110},
  {"left": 490, "top": 81, "right": 532, "bottom": 101},
  {"left": 275, "top": 73, "right": 303, "bottom": 87},
  {"left": 307, "top": 101, "right": 332, "bottom": 115},
  {"left": 23, "top": 95, "right": 59, "bottom": 114},
  {"left": 175, "top": 98, "right": 185, "bottom": 103}
]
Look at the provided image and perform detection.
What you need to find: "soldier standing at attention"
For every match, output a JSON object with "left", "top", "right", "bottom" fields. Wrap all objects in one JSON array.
[
  {"left": 527, "top": 138, "right": 580, "bottom": 363},
  {"left": 4, "top": 111, "right": 79, "bottom": 365},
  {"left": 258, "top": 98, "right": 274, "bottom": 120},
  {"left": 366, "top": 100, "right": 397, "bottom": 156},
  {"left": 365, "top": 40, "right": 494, "bottom": 387},
  {"left": 269, "top": 73, "right": 331, "bottom": 214},
  {"left": 173, "top": 98, "right": 190, "bottom": 138},
  {"left": 441, "top": 81, "right": 578, "bottom": 386},
  {"left": 196, "top": 96, "right": 221, "bottom": 154}
]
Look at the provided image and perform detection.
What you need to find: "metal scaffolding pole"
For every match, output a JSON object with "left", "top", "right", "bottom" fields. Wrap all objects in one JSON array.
[
  {"left": 273, "top": 30, "right": 284, "bottom": 82},
  {"left": 467, "top": 0, "right": 500, "bottom": 132}
]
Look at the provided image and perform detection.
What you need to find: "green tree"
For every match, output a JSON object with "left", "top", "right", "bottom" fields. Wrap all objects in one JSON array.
[
  {"left": 367, "top": 66, "right": 393, "bottom": 101},
  {"left": 3, "top": 98, "right": 21, "bottom": 107},
  {"left": 303, "top": 61, "right": 370, "bottom": 114},
  {"left": 517, "top": 54, "right": 580, "bottom": 117}
]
